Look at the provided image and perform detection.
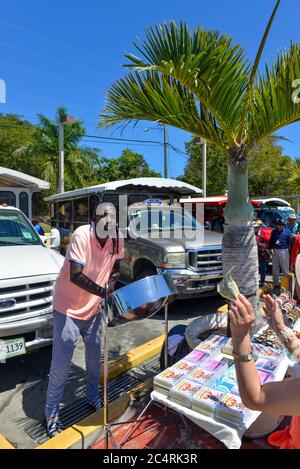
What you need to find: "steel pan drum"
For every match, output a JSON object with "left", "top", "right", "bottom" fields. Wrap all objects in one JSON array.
[{"left": 107, "top": 274, "right": 178, "bottom": 326}]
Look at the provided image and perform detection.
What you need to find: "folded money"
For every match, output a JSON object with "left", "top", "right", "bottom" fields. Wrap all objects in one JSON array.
[{"left": 217, "top": 266, "right": 240, "bottom": 301}]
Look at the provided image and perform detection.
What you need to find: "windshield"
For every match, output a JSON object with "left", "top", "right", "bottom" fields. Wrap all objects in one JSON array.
[
  {"left": 0, "top": 209, "right": 43, "bottom": 246},
  {"left": 129, "top": 208, "right": 202, "bottom": 233}
]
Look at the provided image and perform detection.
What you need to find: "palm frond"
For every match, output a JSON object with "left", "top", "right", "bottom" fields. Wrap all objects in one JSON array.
[
  {"left": 247, "top": 43, "right": 300, "bottom": 145},
  {"left": 101, "top": 69, "right": 229, "bottom": 151},
  {"left": 237, "top": 0, "right": 281, "bottom": 141},
  {"left": 122, "top": 21, "right": 250, "bottom": 143}
]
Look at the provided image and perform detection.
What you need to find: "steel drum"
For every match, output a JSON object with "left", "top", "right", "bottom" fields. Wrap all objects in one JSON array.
[{"left": 107, "top": 274, "right": 178, "bottom": 326}]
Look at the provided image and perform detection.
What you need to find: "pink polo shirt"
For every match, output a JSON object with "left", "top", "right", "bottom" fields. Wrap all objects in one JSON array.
[{"left": 53, "top": 224, "right": 124, "bottom": 320}]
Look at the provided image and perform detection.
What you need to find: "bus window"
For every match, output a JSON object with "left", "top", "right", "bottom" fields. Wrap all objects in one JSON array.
[
  {"left": 103, "top": 193, "right": 120, "bottom": 208},
  {"left": 58, "top": 200, "right": 73, "bottom": 229},
  {"left": 103, "top": 194, "right": 121, "bottom": 221},
  {"left": 128, "top": 194, "right": 149, "bottom": 205},
  {"left": 89, "top": 194, "right": 100, "bottom": 221},
  {"left": 73, "top": 197, "right": 89, "bottom": 228},
  {"left": 0, "top": 190, "right": 16, "bottom": 207},
  {"left": 19, "top": 192, "right": 29, "bottom": 217}
]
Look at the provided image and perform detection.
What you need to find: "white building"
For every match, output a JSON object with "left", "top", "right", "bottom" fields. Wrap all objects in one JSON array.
[{"left": 0, "top": 166, "right": 50, "bottom": 219}]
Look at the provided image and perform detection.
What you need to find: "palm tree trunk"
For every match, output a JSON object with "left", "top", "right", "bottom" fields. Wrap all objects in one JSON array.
[{"left": 223, "top": 158, "right": 263, "bottom": 334}]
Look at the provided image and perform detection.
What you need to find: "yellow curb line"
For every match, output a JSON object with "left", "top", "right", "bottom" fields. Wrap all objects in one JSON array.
[
  {"left": 0, "top": 434, "right": 15, "bottom": 449},
  {"left": 99, "top": 334, "right": 164, "bottom": 385},
  {"left": 35, "top": 334, "right": 164, "bottom": 449},
  {"left": 36, "top": 379, "right": 153, "bottom": 450}
]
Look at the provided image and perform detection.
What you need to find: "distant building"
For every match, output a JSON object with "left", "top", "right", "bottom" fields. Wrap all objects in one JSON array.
[{"left": 0, "top": 166, "right": 50, "bottom": 219}]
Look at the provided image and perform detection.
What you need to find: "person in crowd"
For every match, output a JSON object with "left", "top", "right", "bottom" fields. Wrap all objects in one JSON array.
[
  {"left": 45, "top": 202, "right": 124, "bottom": 437},
  {"left": 269, "top": 219, "right": 292, "bottom": 294},
  {"left": 229, "top": 293, "right": 300, "bottom": 449},
  {"left": 288, "top": 214, "right": 299, "bottom": 235},
  {"left": 254, "top": 221, "right": 270, "bottom": 287},
  {"left": 31, "top": 219, "right": 45, "bottom": 236},
  {"left": 290, "top": 224, "right": 300, "bottom": 271}
]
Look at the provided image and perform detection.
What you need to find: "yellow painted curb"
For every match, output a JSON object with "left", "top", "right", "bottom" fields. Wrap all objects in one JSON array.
[
  {"left": 0, "top": 434, "right": 15, "bottom": 449},
  {"left": 36, "top": 379, "right": 153, "bottom": 450},
  {"left": 99, "top": 334, "right": 164, "bottom": 384}
]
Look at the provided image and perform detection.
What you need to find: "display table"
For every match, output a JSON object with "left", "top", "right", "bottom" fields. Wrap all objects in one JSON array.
[{"left": 151, "top": 354, "right": 290, "bottom": 449}]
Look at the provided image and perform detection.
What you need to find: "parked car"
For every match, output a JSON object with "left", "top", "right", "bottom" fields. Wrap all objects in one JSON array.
[{"left": 0, "top": 204, "right": 64, "bottom": 361}]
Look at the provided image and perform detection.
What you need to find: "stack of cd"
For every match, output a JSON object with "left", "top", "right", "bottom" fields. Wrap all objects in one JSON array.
[
  {"left": 200, "top": 357, "right": 228, "bottom": 379},
  {"left": 172, "top": 359, "right": 197, "bottom": 374},
  {"left": 170, "top": 378, "right": 202, "bottom": 409},
  {"left": 153, "top": 367, "right": 186, "bottom": 397},
  {"left": 187, "top": 367, "right": 217, "bottom": 387},
  {"left": 215, "top": 393, "right": 251, "bottom": 427},
  {"left": 191, "top": 387, "right": 225, "bottom": 417},
  {"left": 195, "top": 334, "right": 227, "bottom": 357},
  {"left": 184, "top": 349, "right": 210, "bottom": 365}
]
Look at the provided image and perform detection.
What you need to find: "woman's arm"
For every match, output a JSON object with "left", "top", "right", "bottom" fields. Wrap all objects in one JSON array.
[
  {"left": 229, "top": 295, "right": 300, "bottom": 415},
  {"left": 262, "top": 294, "right": 300, "bottom": 361}
]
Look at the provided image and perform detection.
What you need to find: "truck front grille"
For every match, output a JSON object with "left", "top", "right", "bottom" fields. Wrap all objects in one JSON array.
[
  {"left": 188, "top": 248, "right": 223, "bottom": 272},
  {"left": 0, "top": 280, "right": 54, "bottom": 318}
]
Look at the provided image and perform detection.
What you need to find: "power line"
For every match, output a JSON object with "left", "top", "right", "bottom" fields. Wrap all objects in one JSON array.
[
  {"left": 0, "top": 19, "right": 120, "bottom": 65},
  {"left": 85, "top": 134, "right": 162, "bottom": 145},
  {"left": 81, "top": 139, "right": 161, "bottom": 147},
  {"left": 0, "top": 40, "right": 113, "bottom": 78},
  {"left": 0, "top": 60, "right": 100, "bottom": 91}
]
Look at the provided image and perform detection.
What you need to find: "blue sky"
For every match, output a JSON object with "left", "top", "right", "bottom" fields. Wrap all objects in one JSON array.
[{"left": 1, "top": 0, "right": 300, "bottom": 180}]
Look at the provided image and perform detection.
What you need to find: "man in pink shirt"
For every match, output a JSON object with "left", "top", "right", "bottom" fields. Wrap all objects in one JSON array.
[{"left": 45, "top": 202, "right": 124, "bottom": 437}]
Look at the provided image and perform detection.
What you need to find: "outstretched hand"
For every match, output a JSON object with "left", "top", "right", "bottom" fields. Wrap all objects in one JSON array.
[
  {"left": 262, "top": 294, "right": 285, "bottom": 333},
  {"left": 229, "top": 294, "right": 256, "bottom": 339}
]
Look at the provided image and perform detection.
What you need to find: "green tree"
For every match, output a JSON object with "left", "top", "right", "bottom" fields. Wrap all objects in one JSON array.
[
  {"left": 248, "top": 137, "right": 292, "bottom": 197},
  {"left": 100, "top": 1, "right": 300, "bottom": 325},
  {"left": 97, "top": 148, "right": 161, "bottom": 181},
  {"left": 14, "top": 106, "right": 100, "bottom": 193},
  {"left": 181, "top": 138, "right": 228, "bottom": 194},
  {"left": 0, "top": 114, "right": 38, "bottom": 175},
  {"left": 180, "top": 136, "right": 293, "bottom": 197}
]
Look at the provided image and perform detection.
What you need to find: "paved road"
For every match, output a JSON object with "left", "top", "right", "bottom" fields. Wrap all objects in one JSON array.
[{"left": 0, "top": 295, "right": 223, "bottom": 448}]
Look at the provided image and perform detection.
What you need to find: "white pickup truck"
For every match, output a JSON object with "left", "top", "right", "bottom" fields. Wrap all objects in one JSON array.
[{"left": 0, "top": 204, "right": 64, "bottom": 361}]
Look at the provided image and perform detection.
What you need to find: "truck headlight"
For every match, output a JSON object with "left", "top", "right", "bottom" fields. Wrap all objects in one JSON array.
[{"left": 162, "top": 252, "right": 186, "bottom": 269}]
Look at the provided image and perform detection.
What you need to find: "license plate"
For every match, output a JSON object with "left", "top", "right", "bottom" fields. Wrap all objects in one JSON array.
[{"left": 0, "top": 337, "right": 26, "bottom": 360}]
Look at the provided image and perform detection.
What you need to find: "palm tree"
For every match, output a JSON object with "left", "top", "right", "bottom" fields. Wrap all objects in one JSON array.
[
  {"left": 100, "top": 0, "right": 300, "bottom": 327},
  {"left": 15, "top": 106, "right": 99, "bottom": 192}
]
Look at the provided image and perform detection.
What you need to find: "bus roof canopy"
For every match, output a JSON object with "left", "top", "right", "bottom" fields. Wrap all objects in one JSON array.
[
  {"left": 44, "top": 177, "right": 202, "bottom": 202},
  {"left": 0, "top": 166, "right": 50, "bottom": 190}
]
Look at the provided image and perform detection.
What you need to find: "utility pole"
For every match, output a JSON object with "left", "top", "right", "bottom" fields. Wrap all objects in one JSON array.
[
  {"left": 163, "top": 124, "right": 168, "bottom": 178},
  {"left": 198, "top": 137, "right": 207, "bottom": 197},
  {"left": 202, "top": 139, "right": 207, "bottom": 197},
  {"left": 58, "top": 113, "right": 75, "bottom": 193},
  {"left": 58, "top": 117, "right": 64, "bottom": 193}
]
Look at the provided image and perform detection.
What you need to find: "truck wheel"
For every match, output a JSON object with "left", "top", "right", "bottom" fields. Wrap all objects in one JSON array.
[{"left": 134, "top": 266, "right": 157, "bottom": 281}]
